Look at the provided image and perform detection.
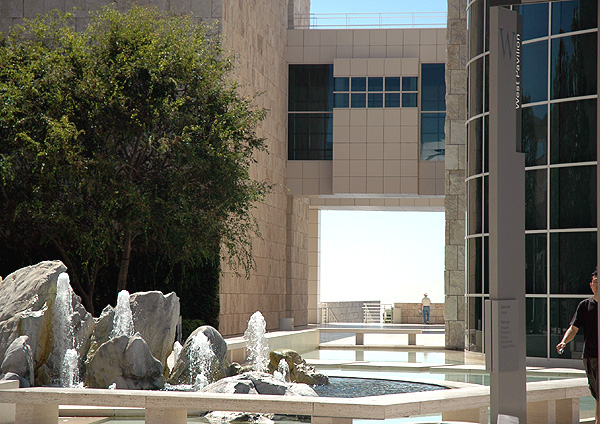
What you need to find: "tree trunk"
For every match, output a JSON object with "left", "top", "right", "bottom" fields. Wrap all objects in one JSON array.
[
  {"left": 117, "top": 228, "right": 133, "bottom": 292},
  {"left": 52, "top": 239, "right": 95, "bottom": 315}
]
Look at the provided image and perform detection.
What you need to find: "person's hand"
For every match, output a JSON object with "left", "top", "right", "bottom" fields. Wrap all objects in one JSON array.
[{"left": 556, "top": 341, "right": 566, "bottom": 354}]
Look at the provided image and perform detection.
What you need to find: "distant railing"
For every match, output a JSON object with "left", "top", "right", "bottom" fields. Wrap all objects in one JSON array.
[{"left": 290, "top": 12, "right": 447, "bottom": 30}]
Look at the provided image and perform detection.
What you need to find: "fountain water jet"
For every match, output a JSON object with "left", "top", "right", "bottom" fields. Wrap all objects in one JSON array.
[
  {"left": 244, "top": 311, "right": 269, "bottom": 373},
  {"left": 53, "top": 273, "right": 79, "bottom": 387},
  {"left": 111, "top": 290, "right": 134, "bottom": 338},
  {"left": 274, "top": 358, "right": 289, "bottom": 383},
  {"left": 188, "top": 332, "right": 216, "bottom": 389}
]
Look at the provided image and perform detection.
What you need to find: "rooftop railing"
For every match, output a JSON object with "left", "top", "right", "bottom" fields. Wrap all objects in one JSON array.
[{"left": 290, "top": 12, "right": 447, "bottom": 30}]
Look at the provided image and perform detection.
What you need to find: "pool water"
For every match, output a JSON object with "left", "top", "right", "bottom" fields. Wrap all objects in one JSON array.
[{"left": 312, "top": 376, "right": 446, "bottom": 398}]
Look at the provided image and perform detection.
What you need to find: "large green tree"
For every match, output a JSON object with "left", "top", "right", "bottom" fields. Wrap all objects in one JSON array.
[{"left": 0, "top": 7, "right": 269, "bottom": 314}]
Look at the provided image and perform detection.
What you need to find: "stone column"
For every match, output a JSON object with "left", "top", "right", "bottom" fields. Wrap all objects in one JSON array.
[
  {"left": 307, "top": 208, "right": 321, "bottom": 324},
  {"left": 286, "top": 196, "right": 310, "bottom": 327},
  {"left": 444, "top": 0, "right": 467, "bottom": 350}
]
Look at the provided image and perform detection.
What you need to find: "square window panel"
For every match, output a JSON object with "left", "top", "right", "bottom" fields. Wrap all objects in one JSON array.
[
  {"left": 385, "top": 93, "right": 400, "bottom": 108},
  {"left": 351, "top": 77, "right": 367, "bottom": 92},
  {"left": 402, "top": 76, "right": 418, "bottom": 91},
  {"left": 368, "top": 77, "right": 383, "bottom": 92},
  {"left": 402, "top": 93, "right": 417, "bottom": 107},
  {"left": 385, "top": 77, "right": 401, "bottom": 92},
  {"left": 334, "top": 93, "right": 349, "bottom": 108},
  {"left": 351, "top": 93, "right": 366, "bottom": 108},
  {"left": 368, "top": 93, "right": 383, "bottom": 108},
  {"left": 334, "top": 77, "right": 349, "bottom": 92}
]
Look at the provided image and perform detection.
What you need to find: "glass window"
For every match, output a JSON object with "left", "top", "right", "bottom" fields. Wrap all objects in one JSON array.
[
  {"left": 522, "top": 41, "right": 548, "bottom": 104},
  {"left": 550, "top": 298, "right": 586, "bottom": 358},
  {"left": 550, "top": 165, "right": 596, "bottom": 229},
  {"left": 385, "top": 77, "right": 401, "bottom": 92},
  {"left": 483, "top": 176, "right": 488, "bottom": 234},
  {"left": 351, "top": 77, "right": 366, "bottom": 92},
  {"left": 484, "top": 115, "right": 489, "bottom": 172},
  {"left": 468, "top": 58, "right": 484, "bottom": 116},
  {"left": 421, "top": 113, "right": 446, "bottom": 160},
  {"left": 468, "top": 178, "right": 482, "bottom": 236},
  {"left": 526, "top": 234, "right": 547, "bottom": 294},
  {"left": 484, "top": 236, "right": 489, "bottom": 294},
  {"left": 289, "top": 65, "right": 333, "bottom": 112},
  {"left": 551, "top": 33, "right": 597, "bottom": 100},
  {"left": 550, "top": 232, "right": 597, "bottom": 294},
  {"left": 484, "top": 54, "right": 489, "bottom": 113},
  {"left": 334, "top": 77, "right": 349, "bottom": 92},
  {"left": 421, "top": 64, "right": 446, "bottom": 111},
  {"left": 525, "top": 169, "right": 547, "bottom": 230},
  {"left": 516, "top": 3, "right": 549, "bottom": 41},
  {"left": 468, "top": 117, "right": 483, "bottom": 176},
  {"left": 288, "top": 113, "right": 333, "bottom": 160},
  {"left": 467, "top": 297, "right": 484, "bottom": 352},
  {"left": 521, "top": 105, "right": 548, "bottom": 167},
  {"left": 402, "top": 93, "right": 417, "bottom": 107},
  {"left": 550, "top": 99, "right": 597, "bottom": 164},
  {"left": 334, "top": 93, "right": 349, "bottom": 108},
  {"left": 526, "top": 298, "right": 547, "bottom": 358},
  {"left": 368, "top": 93, "right": 383, "bottom": 108},
  {"left": 385, "top": 93, "right": 400, "bottom": 108},
  {"left": 351, "top": 93, "right": 366, "bottom": 108},
  {"left": 368, "top": 77, "right": 383, "bottom": 92},
  {"left": 468, "top": 238, "right": 483, "bottom": 294},
  {"left": 551, "top": 0, "right": 598, "bottom": 35},
  {"left": 402, "top": 76, "right": 418, "bottom": 92},
  {"left": 468, "top": 0, "right": 485, "bottom": 57}
]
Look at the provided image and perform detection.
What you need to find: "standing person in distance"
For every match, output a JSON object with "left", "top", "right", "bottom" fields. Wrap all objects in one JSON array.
[
  {"left": 421, "top": 293, "right": 431, "bottom": 324},
  {"left": 556, "top": 268, "right": 598, "bottom": 424}
]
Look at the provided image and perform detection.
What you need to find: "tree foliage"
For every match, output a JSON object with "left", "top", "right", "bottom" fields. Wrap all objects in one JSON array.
[{"left": 0, "top": 7, "right": 269, "bottom": 314}]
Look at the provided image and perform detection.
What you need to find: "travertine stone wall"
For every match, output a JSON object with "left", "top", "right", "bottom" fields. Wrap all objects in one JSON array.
[
  {"left": 444, "top": 0, "right": 467, "bottom": 349},
  {"left": 307, "top": 209, "right": 321, "bottom": 324},
  {"left": 393, "top": 303, "right": 444, "bottom": 324},
  {"left": 219, "top": 0, "right": 310, "bottom": 336}
]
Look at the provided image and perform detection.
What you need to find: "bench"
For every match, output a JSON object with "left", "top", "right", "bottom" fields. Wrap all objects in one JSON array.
[
  {"left": 0, "top": 377, "right": 589, "bottom": 424},
  {"left": 318, "top": 327, "right": 422, "bottom": 345}
]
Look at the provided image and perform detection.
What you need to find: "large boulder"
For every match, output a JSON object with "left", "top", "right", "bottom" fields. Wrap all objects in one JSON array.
[
  {"left": 0, "top": 336, "right": 34, "bottom": 387},
  {"left": 168, "top": 325, "right": 227, "bottom": 385},
  {"left": 87, "top": 291, "right": 179, "bottom": 375},
  {"left": 85, "top": 333, "right": 164, "bottom": 389},
  {"left": 200, "top": 371, "right": 318, "bottom": 397},
  {"left": 0, "top": 261, "right": 66, "bottom": 366}
]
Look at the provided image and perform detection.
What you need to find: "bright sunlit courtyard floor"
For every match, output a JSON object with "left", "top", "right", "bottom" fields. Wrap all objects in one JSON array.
[{"left": 56, "top": 324, "right": 595, "bottom": 424}]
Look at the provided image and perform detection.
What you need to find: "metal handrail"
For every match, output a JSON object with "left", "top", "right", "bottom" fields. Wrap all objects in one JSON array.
[{"left": 290, "top": 12, "right": 447, "bottom": 30}]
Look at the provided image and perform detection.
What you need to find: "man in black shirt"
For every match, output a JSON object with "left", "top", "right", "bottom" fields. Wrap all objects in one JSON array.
[{"left": 557, "top": 268, "right": 598, "bottom": 423}]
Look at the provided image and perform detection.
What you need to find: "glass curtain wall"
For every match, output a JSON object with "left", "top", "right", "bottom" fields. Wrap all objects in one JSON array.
[{"left": 466, "top": 0, "right": 598, "bottom": 358}]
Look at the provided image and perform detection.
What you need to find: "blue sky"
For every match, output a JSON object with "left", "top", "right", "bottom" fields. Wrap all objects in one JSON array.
[{"left": 311, "top": 0, "right": 447, "bottom": 305}]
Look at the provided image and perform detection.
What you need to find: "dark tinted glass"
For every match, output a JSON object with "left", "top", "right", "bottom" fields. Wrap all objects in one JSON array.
[
  {"left": 483, "top": 176, "right": 488, "bottom": 234},
  {"left": 468, "top": 58, "right": 484, "bottom": 116},
  {"left": 550, "top": 298, "right": 586, "bottom": 358},
  {"left": 551, "top": 0, "right": 598, "bottom": 34},
  {"left": 351, "top": 77, "right": 367, "bottom": 91},
  {"left": 526, "top": 298, "right": 547, "bottom": 357},
  {"left": 468, "top": 117, "right": 483, "bottom": 176},
  {"left": 334, "top": 77, "right": 349, "bottom": 91},
  {"left": 522, "top": 41, "right": 548, "bottom": 103},
  {"left": 288, "top": 113, "right": 333, "bottom": 160},
  {"left": 289, "top": 65, "right": 333, "bottom": 111},
  {"left": 368, "top": 93, "right": 383, "bottom": 108},
  {"left": 468, "top": 297, "right": 483, "bottom": 352},
  {"left": 484, "top": 54, "right": 489, "bottom": 113},
  {"left": 525, "top": 169, "right": 547, "bottom": 230},
  {"left": 468, "top": 177, "right": 482, "bottom": 235},
  {"left": 351, "top": 93, "right": 366, "bottom": 108},
  {"left": 368, "top": 77, "right": 383, "bottom": 92},
  {"left": 521, "top": 105, "right": 548, "bottom": 166},
  {"left": 334, "top": 93, "right": 349, "bottom": 108},
  {"left": 402, "top": 93, "right": 417, "bottom": 107},
  {"left": 551, "top": 33, "right": 597, "bottom": 100},
  {"left": 484, "top": 236, "right": 489, "bottom": 294},
  {"left": 484, "top": 115, "right": 489, "bottom": 172},
  {"left": 550, "top": 232, "right": 597, "bottom": 294},
  {"left": 550, "top": 166, "right": 596, "bottom": 229},
  {"left": 420, "top": 113, "right": 445, "bottom": 160},
  {"left": 468, "top": 0, "right": 485, "bottom": 57},
  {"left": 385, "top": 77, "right": 401, "bottom": 91},
  {"left": 385, "top": 93, "right": 400, "bottom": 108},
  {"left": 515, "top": 3, "right": 549, "bottom": 41},
  {"left": 526, "top": 234, "right": 547, "bottom": 294},
  {"left": 421, "top": 64, "right": 446, "bottom": 111},
  {"left": 402, "top": 76, "right": 418, "bottom": 91},
  {"left": 550, "top": 99, "right": 597, "bottom": 164},
  {"left": 468, "top": 237, "right": 482, "bottom": 294}
]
